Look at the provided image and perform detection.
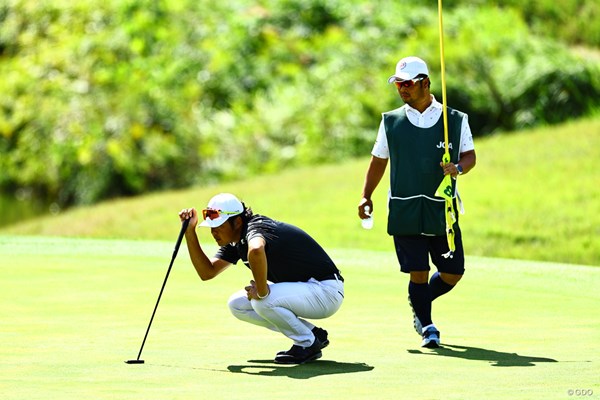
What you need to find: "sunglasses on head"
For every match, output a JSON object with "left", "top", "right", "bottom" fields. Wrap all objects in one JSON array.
[
  {"left": 393, "top": 76, "right": 425, "bottom": 89},
  {"left": 202, "top": 208, "right": 240, "bottom": 220}
]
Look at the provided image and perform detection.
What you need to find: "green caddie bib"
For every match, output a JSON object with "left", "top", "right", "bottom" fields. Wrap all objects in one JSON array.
[{"left": 384, "top": 107, "right": 463, "bottom": 236}]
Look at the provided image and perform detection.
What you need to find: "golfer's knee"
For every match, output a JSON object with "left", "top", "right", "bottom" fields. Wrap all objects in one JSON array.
[
  {"left": 249, "top": 298, "right": 273, "bottom": 317},
  {"left": 227, "top": 292, "right": 249, "bottom": 316}
]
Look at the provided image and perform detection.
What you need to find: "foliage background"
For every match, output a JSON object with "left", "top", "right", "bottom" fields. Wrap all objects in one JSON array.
[
  {"left": 2, "top": 117, "right": 599, "bottom": 266},
  {"left": 1, "top": 0, "right": 599, "bottom": 209}
]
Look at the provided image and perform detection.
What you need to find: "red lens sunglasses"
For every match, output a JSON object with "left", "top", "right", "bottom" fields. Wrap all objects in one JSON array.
[
  {"left": 393, "top": 77, "right": 425, "bottom": 89},
  {"left": 202, "top": 208, "right": 240, "bottom": 220}
]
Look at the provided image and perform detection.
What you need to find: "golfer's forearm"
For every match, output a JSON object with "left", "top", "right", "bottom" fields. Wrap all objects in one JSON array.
[
  {"left": 248, "top": 248, "right": 269, "bottom": 297},
  {"left": 184, "top": 231, "right": 216, "bottom": 280}
]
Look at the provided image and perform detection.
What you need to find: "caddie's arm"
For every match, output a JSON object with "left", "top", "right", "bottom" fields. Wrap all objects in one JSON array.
[
  {"left": 441, "top": 149, "right": 477, "bottom": 178},
  {"left": 457, "top": 149, "right": 476, "bottom": 175},
  {"left": 179, "top": 207, "right": 230, "bottom": 281},
  {"left": 359, "top": 155, "right": 388, "bottom": 218},
  {"left": 247, "top": 236, "right": 270, "bottom": 299}
]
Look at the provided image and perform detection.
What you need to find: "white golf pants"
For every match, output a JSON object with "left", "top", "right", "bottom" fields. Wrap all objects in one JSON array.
[{"left": 228, "top": 277, "right": 344, "bottom": 347}]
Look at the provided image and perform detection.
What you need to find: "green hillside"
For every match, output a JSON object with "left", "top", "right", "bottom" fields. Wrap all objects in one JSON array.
[{"left": 2, "top": 117, "right": 599, "bottom": 266}]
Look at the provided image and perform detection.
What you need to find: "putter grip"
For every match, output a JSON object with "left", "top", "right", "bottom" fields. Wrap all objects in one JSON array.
[
  {"left": 181, "top": 217, "right": 190, "bottom": 233},
  {"left": 173, "top": 218, "right": 190, "bottom": 255}
]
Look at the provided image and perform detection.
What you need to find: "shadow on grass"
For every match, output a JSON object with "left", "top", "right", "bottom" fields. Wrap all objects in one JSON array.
[
  {"left": 408, "top": 343, "right": 558, "bottom": 367},
  {"left": 227, "top": 359, "right": 374, "bottom": 379}
]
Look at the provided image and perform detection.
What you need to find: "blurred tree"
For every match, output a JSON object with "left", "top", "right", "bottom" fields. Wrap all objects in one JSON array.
[{"left": 0, "top": 0, "right": 598, "bottom": 210}]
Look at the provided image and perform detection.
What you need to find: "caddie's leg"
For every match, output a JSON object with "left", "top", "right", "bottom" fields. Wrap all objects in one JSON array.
[
  {"left": 429, "top": 272, "right": 462, "bottom": 300},
  {"left": 429, "top": 224, "right": 465, "bottom": 300},
  {"left": 408, "top": 271, "right": 433, "bottom": 328},
  {"left": 394, "top": 236, "right": 434, "bottom": 330}
]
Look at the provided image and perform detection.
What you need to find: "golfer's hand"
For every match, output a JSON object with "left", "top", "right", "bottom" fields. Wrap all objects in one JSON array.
[
  {"left": 245, "top": 280, "right": 257, "bottom": 300},
  {"left": 178, "top": 208, "right": 199, "bottom": 231},
  {"left": 245, "top": 280, "right": 270, "bottom": 300}
]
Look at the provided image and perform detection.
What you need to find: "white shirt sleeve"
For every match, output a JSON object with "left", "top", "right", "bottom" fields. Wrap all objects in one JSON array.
[
  {"left": 371, "top": 118, "right": 390, "bottom": 159},
  {"left": 459, "top": 114, "right": 475, "bottom": 155}
]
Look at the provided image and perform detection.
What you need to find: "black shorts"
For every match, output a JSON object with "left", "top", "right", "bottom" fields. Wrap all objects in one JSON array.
[{"left": 392, "top": 225, "right": 465, "bottom": 275}]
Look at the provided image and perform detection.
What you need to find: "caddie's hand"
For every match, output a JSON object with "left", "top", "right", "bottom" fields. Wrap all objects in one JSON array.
[
  {"left": 440, "top": 161, "right": 459, "bottom": 178},
  {"left": 178, "top": 207, "right": 199, "bottom": 231},
  {"left": 358, "top": 198, "right": 373, "bottom": 219}
]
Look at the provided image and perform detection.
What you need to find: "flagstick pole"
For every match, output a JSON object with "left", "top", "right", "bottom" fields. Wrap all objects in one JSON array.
[
  {"left": 436, "top": 0, "right": 456, "bottom": 258},
  {"left": 438, "top": 0, "right": 449, "bottom": 157}
]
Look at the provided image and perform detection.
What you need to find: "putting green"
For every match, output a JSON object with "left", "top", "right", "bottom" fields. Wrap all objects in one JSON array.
[{"left": 1, "top": 236, "right": 598, "bottom": 399}]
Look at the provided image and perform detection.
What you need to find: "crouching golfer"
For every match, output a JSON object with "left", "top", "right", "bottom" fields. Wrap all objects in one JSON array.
[{"left": 179, "top": 193, "right": 344, "bottom": 364}]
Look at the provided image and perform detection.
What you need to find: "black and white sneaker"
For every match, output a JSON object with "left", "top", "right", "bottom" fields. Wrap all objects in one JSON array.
[
  {"left": 274, "top": 339, "right": 323, "bottom": 364},
  {"left": 421, "top": 326, "right": 441, "bottom": 348}
]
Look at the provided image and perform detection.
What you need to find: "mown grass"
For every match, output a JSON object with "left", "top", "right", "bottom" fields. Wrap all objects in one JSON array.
[
  {"left": 1, "top": 236, "right": 598, "bottom": 400},
  {"left": 2, "top": 117, "right": 599, "bottom": 266}
]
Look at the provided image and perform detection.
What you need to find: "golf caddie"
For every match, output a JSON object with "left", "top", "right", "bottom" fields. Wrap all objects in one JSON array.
[
  {"left": 358, "top": 56, "right": 476, "bottom": 348},
  {"left": 179, "top": 193, "right": 344, "bottom": 364}
]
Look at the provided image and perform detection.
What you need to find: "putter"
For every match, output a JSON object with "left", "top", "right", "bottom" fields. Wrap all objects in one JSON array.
[{"left": 125, "top": 218, "right": 190, "bottom": 365}]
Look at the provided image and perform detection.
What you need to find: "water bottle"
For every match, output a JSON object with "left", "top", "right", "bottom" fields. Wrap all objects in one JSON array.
[{"left": 361, "top": 205, "right": 373, "bottom": 230}]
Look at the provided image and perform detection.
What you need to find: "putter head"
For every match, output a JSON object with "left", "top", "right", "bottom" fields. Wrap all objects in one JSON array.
[{"left": 125, "top": 359, "right": 145, "bottom": 364}]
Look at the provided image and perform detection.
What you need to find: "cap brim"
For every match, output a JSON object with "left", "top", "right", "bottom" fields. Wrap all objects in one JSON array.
[
  {"left": 199, "top": 215, "right": 229, "bottom": 228},
  {"left": 388, "top": 72, "right": 418, "bottom": 84}
]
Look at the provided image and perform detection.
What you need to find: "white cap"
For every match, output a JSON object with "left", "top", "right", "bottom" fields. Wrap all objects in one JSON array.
[
  {"left": 199, "top": 193, "right": 244, "bottom": 228},
  {"left": 387, "top": 56, "right": 429, "bottom": 83}
]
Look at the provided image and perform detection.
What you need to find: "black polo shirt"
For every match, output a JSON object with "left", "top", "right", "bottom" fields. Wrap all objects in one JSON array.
[{"left": 214, "top": 215, "right": 340, "bottom": 283}]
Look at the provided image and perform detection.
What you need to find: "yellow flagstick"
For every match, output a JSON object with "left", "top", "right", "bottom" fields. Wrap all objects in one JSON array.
[
  {"left": 434, "top": 0, "right": 456, "bottom": 258},
  {"left": 438, "top": 0, "right": 449, "bottom": 157}
]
